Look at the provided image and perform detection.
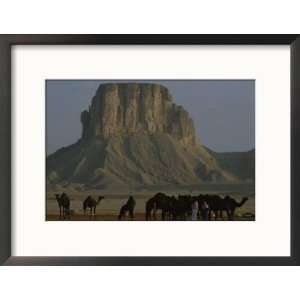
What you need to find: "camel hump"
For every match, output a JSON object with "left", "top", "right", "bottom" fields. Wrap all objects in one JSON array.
[{"left": 154, "top": 192, "right": 166, "bottom": 198}]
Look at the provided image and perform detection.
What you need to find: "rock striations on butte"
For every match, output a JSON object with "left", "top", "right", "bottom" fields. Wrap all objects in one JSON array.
[
  {"left": 80, "top": 83, "right": 197, "bottom": 146},
  {"left": 47, "top": 83, "right": 247, "bottom": 190}
]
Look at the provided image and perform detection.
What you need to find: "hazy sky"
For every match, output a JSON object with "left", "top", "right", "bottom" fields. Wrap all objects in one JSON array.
[{"left": 46, "top": 80, "right": 255, "bottom": 154}]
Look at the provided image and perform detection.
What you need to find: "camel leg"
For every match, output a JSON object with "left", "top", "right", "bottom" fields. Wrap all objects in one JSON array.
[
  {"left": 119, "top": 207, "right": 126, "bottom": 220},
  {"left": 200, "top": 210, "right": 206, "bottom": 221},
  {"left": 172, "top": 212, "right": 176, "bottom": 221},
  {"left": 118, "top": 209, "right": 122, "bottom": 220},
  {"left": 149, "top": 209, "right": 152, "bottom": 221},
  {"left": 225, "top": 209, "right": 230, "bottom": 220},
  {"left": 230, "top": 209, "right": 235, "bottom": 221},
  {"left": 129, "top": 208, "right": 134, "bottom": 220},
  {"left": 214, "top": 210, "right": 218, "bottom": 221},
  {"left": 153, "top": 209, "right": 157, "bottom": 221},
  {"left": 220, "top": 210, "right": 224, "bottom": 220},
  {"left": 204, "top": 209, "right": 209, "bottom": 221}
]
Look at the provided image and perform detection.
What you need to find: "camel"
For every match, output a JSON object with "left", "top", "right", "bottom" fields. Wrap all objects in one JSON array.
[
  {"left": 145, "top": 193, "right": 198, "bottom": 221},
  {"left": 83, "top": 195, "right": 104, "bottom": 216},
  {"left": 173, "top": 195, "right": 193, "bottom": 220},
  {"left": 222, "top": 196, "right": 249, "bottom": 220},
  {"left": 118, "top": 196, "right": 136, "bottom": 220},
  {"left": 171, "top": 195, "right": 210, "bottom": 221},
  {"left": 55, "top": 192, "right": 71, "bottom": 219},
  {"left": 145, "top": 193, "right": 176, "bottom": 221},
  {"left": 204, "top": 195, "right": 248, "bottom": 221},
  {"left": 144, "top": 193, "right": 248, "bottom": 221}
]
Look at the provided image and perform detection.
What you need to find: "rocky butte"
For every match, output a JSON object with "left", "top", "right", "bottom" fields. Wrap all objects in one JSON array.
[
  {"left": 80, "top": 83, "right": 196, "bottom": 146},
  {"left": 47, "top": 83, "right": 254, "bottom": 190}
]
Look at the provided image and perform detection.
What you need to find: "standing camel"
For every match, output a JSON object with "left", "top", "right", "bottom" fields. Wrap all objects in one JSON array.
[
  {"left": 223, "top": 196, "right": 249, "bottom": 220},
  {"left": 55, "top": 192, "right": 71, "bottom": 219},
  {"left": 206, "top": 195, "right": 248, "bottom": 221},
  {"left": 83, "top": 195, "right": 104, "bottom": 216},
  {"left": 174, "top": 195, "right": 193, "bottom": 220},
  {"left": 145, "top": 193, "right": 175, "bottom": 221},
  {"left": 118, "top": 196, "right": 136, "bottom": 220}
]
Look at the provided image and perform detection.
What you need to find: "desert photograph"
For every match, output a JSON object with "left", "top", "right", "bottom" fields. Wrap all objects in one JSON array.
[{"left": 46, "top": 80, "right": 255, "bottom": 221}]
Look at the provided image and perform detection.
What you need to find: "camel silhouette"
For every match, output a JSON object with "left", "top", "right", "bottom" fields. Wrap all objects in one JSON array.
[
  {"left": 222, "top": 195, "right": 248, "bottom": 220},
  {"left": 145, "top": 193, "right": 249, "bottom": 221},
  {"left": 173, "top": 195, "right": 193, "bottom": 220},
  {"left": 146, "top": 193, "right": 201, "bottom": 221},
  {"left": 83, "top": 195, "right": 104, "bottom": 216},
  {"left": 118, "top": 196, "right": 136, "bottom": 220},
  {"left": 203, "top": 195, "right": 248, "bottom": 221},
  {"left": 145, "top": 193, "right": 177, "bottom": 220},
  {"left": 55, "top": 192, "right": 70, "bottom": 219}
]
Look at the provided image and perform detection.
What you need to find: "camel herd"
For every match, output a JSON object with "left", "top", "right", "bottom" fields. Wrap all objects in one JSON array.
[
  {"left": 145, "top": 193, "right": 249, "bottom": 221},
  {"left": 54, "top": 192, "right": 249, "bottom": 221}
]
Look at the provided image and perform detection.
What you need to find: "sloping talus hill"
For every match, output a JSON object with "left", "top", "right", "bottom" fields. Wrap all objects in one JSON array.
[
  {"left": 47, "top": 83, "right": 253, "bottom": 190},
  {"left": 206, "top": 148, "right": 255, "bottom": 182}
]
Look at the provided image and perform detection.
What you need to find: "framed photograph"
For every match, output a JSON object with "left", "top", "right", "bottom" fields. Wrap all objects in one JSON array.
[{"left": 0, "top": 35, "right": 299, "bottom": 265}]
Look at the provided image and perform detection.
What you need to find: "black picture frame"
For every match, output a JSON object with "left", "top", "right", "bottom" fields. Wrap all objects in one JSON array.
[{"left": 0, "top": 34, "right": 299, "bottom": 266}]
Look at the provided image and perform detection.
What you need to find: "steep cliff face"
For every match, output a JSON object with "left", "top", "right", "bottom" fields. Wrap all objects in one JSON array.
[
  {"left": 47, "top": 83, "right": 240, "bottom": 189},
  {"left": 80, "top": 83, "right": 197, "bottom": 147}
]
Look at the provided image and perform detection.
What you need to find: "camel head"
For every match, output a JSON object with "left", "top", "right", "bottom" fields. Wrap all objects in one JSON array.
[
  {"left": 236, "top": 197, "right": 249, "bottom": 207},
  {"left": 241, "top": 197, "right": 249, "bottom": 204},
  {"left": 97, "top": 196, "right": 104, "bottom": 204}
]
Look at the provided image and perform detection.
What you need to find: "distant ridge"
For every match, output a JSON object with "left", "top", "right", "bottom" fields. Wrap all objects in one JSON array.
[{"left": 206, "top": 147, "right": 255, "bottom": 182}]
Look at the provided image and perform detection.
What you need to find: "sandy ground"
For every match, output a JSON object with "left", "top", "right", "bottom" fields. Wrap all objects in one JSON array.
[
  {"left": 46, "top": 213, "right": 255, "bottom": 221},
  {"left": 46, "top": 184, "right": 255, "bottom": 221}
]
